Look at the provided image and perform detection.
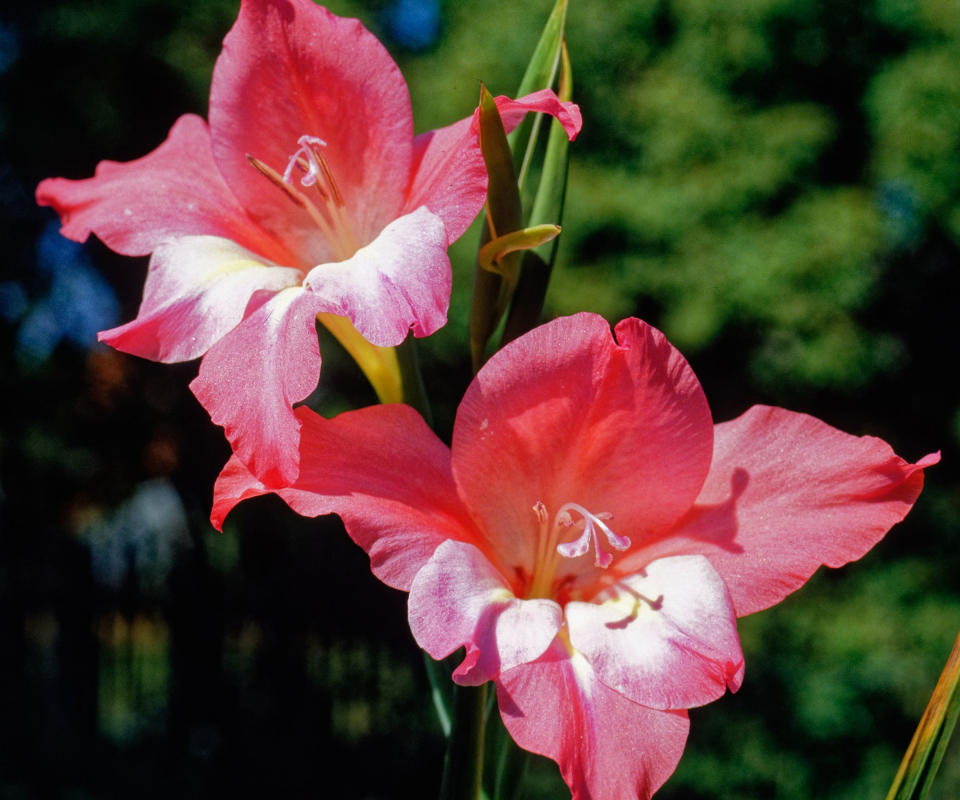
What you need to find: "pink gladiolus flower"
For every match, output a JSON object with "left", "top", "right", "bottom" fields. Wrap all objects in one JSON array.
[
  {"left": 211, "top": 313, "right": 938, "bottom": 799},
  {"left": 36, "top": 0, "right": 580, "bottom": 486}
]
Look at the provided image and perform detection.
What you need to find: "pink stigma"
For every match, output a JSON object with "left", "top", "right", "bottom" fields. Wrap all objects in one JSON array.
[
  {"left": 555, "top": 503, "right": 631, "bottom": 568},
  {"left": 283, "top": 135, "right": 330, "bottom": 187}
]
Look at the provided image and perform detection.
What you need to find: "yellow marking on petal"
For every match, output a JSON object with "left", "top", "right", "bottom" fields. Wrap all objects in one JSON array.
[
  {"left": 201, "top": 256, "right": 271, "bottom": 282},
  {"left": 489, "top": 587, "right": 515, "bottom": 604},
  {"left": 596, "top": 583, "right": 664, "bottom": 630},
  {"left": 557, "top": 628, "right": 577, "bottom": 659},
  {"left": 318, "top": 313, "right": 403, "bottom": 404}
]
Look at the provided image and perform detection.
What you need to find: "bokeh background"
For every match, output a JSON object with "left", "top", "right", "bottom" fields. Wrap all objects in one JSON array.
[{"left": 2, "top": 0, "right": 959, "bottom": 797}]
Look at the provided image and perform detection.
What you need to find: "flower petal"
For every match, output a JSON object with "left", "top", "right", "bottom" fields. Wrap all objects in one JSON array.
[
  {"left": 452, "top": 313, "right": 713, "bottom": 576},
  {"left": 36, "top": 114, "right": 292, "bottom": 262},
  {"left": 212, "top": 404, "right": 471, "bottom": 591},
  {"left": 566, "top": 555, "right": 743, "bottom": 711},
  {"left": 99, "top": 235, "right": 303, "bottom": 362},
  {"left": 303, "top": 206, "right": 450, "bottom": 346},
  {"left": 404, "top": 90, "right": 582, "bottom": 245},
  {"left": 493, "top": 89, "right": 582, "bottom": 142},
  {"left": 408, "top": 540, "right": 562, "bottom": 685},
  {"left": 497, "top": 640, "right": 690, "bottom": 800},
  {"left": 209, "top": 0, "right": 414, "bottom": 261},
  {"left": 649, "top": 405, "right": 940, "bottom": 617},
  {"left": 190, "top": 286, "right": 320, "bottom": 485}
]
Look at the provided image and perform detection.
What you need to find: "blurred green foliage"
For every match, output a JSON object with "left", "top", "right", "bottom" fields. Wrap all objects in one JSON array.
[{"left": 2, "top": 0, "right": 959, "bottom": 798}]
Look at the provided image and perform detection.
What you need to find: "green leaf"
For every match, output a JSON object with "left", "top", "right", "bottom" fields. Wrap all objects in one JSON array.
[
  {"left": 478, "top": 84, "right": 523, "bottom": 241},
  {"left": 508, "top": 0, "right": 568, "bottom": 188},
  {"left": 469, "top": 0, "right": 570, "bottom": 371},
  {"left": 501, "top": 41, "right": 573, "bottom": 346},
  {"left": 527, "top": 40, "right": 572, "bottom": 264},
  {"left": 886, "top": 630, "right": 960, "bottom": 800},
  {"left": 469, "top": 85, "right": 523, "bottom": 372}
]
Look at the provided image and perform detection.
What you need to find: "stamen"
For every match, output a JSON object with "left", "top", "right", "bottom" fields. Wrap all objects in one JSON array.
[
  {"left": 294, "top": 155, "right": 331, "bottom": 202},
  {"left": 555, "top": 503, "right": 630, "bottom": 569},
  {"left": 247, "top": 155, "right": 311, "bottom": 206},
  {"left": 248, "top": 134, "right": 359, "bottom": 260},
  {"left": 532, "top": 501, "right": 549, "bottom": 526},
  {"left": 246, "top": 154, "right": 343, "bottom": 251},
  {"left": 282, "top": 135, "right": 346, "bottom": 209},
  {"left": 315, "top": 148, "right": 345, "bottom": 207}
]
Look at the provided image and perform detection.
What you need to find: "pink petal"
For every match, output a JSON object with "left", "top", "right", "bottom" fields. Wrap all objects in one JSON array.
[
  {"left": 404, "top": 90, "right": 582, "bottom": 245},
  {"left": 209, "top": 0, "right": 414, "bottom": 262},
  {"left": 497, "top": 640, "right": 690, "bottom": 800},
  {"left": 493, "top": 89, "right": 583, "bottom": 142},
  {"left": 647, "top": 405, "right": 940, "bottom": 617},
  {"left": 190, "top": 286, "right": 320, "bottom": 486},
  {"left": 566, "top": 555, "right": 743, "bottom": 711},
  {"left": 452, "top": 313, "right": 713, "bottom": 577},
  {"left": 303, "top": 206, "right": 450, "bottom": 346},
  {"left": 405, "top": 117, "right": 486, "bottom": 246},
  {"left": 100, "top": 235, "right": 303, "bottom": 362},
  {"left": 408, "top": 540, "right": 562, "bottom": 685},
  {"left": 212, "top": 404, "right": 472, "bottom": 591},
  {"left": 36, "top": 114, "right": 292, "bottom": 262}
]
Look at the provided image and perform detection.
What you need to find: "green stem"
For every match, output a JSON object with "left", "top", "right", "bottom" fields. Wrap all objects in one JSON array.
[
  {"left": 491, "top": 716, "right": 530, "bottom": 800},
  {"left": 439, "top": 683, "right": 489, "bottom": 800},
  {"left": 423, "top": 653, "right": 453, "bottom": 738},
  {"left": 886, "top": 630, "right": 960, "bottom": 800},
  {"left": 396, "top": 335, "right": 433, "bottom": 428}
]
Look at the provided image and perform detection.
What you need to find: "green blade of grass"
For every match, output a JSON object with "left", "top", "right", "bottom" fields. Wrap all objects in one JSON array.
[
  {"left": 469, "top": 85, "right": 522, "bottom": 371},
  {"left": 500, "top": 40, "right": 573, "bottom": 347},
  {"left": 886, "top": 630, "right": 960, "bottom": 800},
  {"left": 508, "top": 0, "right": 568, "bottom": 188}
]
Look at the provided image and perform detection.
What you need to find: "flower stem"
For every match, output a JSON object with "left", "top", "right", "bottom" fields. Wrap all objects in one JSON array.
[
  {"left": 396, "top": 334, "right": 433, "bottom": 428},
  {"left": 439, "top": 682, "right": 489, "bottom": 800},
  {"left": 885, "top": 629, "right": 960, "bottom": 800},
  {"left": 490, "top": 713, "right": 530, "bottom": 800},
  {"left": 423, "top": 653, "right": 453, "bottom": 738}
]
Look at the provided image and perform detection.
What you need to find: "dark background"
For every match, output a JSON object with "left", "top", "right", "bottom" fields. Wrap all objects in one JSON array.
[{"left": 1, "top": 0, "right": 958, "bottom": 797}]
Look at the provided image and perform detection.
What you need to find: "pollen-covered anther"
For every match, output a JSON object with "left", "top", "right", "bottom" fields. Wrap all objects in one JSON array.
[
  {"left": 532, "top": 500, "right": 549, "bottom": 525},
  {"left": 555, "top": 503, "right": 631, "bottom": 568}
]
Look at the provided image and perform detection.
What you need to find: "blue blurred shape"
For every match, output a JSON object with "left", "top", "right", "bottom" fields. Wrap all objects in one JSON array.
[
  {"left": 16, "top": 302, "right": 61, "bottom": 362},
  {"left": 383, "top": 0, "right": 441, "bottom": 50},
  {"left": 86, "top": 479, "right": 191, "bottom": 593},
  {"left": 0, "top": 20, "right": 20, "bottom": 75},
  {"left": 47, "top": 248, "right": 121, "bottom": 349},
  {"left": 0, "top": 280, "right": 27, "bottom": 321},
  {"left": 17, "top": 222, "right": 120, "bottom": 363},
  {"left": 878, "top": 180, "right": 921, "bottom": 247}
]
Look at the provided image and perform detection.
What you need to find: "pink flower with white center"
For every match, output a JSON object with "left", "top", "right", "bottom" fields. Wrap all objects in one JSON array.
[
  {"left": 36, "top": 0, "right": 580, "bottom": 486},
  {"left": 211, "top": 313, "right": 937, "bottom": 799}
]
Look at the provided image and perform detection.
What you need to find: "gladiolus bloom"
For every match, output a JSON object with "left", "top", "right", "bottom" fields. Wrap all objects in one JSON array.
[
  {"left": 36, "top": 0, "right": 580, "bottom": 485},
  {"left": 212, "top": 313, "right": 937, "bottom": 799}
]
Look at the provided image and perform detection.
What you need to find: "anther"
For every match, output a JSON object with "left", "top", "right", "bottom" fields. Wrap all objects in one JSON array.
[
  {"left": 532, "top": 501, "right": 549, "bottom": 525},
  {"left": 246, "top": 155, "right": 310, "bottom": 207}
]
